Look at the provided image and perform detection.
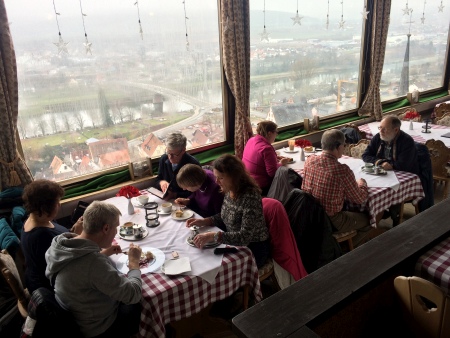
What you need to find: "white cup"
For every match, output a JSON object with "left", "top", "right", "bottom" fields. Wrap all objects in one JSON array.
[
  {"left": 364, "top": 163, "right": 374, "bottom": 171},
  {"left": 137, "top": 195, "right": 149, "bottom": 205},
  {"left": 161, "top": 202, "right": 172, "bottom": 213}
]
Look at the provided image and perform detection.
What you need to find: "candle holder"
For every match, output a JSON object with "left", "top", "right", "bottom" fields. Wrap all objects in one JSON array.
[
  {"left": 422, "top": 118, "right": 432, "bottom": 134},
  {"left": 144, "top": 202, "right": 160, "bottom": 227}
]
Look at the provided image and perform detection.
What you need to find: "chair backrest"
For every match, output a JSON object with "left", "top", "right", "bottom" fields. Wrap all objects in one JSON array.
[
  {"left": 262, "top": 198, "right": 307, "bottom": 281},
  {"left": 266, "top": 166, "right": 302, "bottom": 203},
  {"left": 425, "top": 139, "right": 450, "bottom": 179},
  {"left": 435, "top": 112, "right": 450, "bottom": 126},
  {"left": 0, "top": 249, "right": 29, "bottom": 318},
  {"left": 27, "top": 287, "right": 82, "bottom": 338},
  {"left": 394, "top": 276, "right": 450, "bottom": 338},
  {"left": 349, "top": 139, "right": 370, "bottom": 159},
  {"left": 415, "top": 142, "right": 434, "bottom": 212},
  {"left": 435, "top": 103, "right": 450, "bottom": 119},
  {"left": 282, "top": 189, "right": 341, "bottom": 273}
]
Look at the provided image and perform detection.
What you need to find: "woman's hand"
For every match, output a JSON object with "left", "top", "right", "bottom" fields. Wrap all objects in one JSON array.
[
  {"left": 175, "top": 198, "right": 190, "bottom": 206},
  {"left": 100, "top": 245, "right": 121, "bottom": 256},
  {"left": 193, "top": 232, "right": 215, "bottom": 249},
  {"left": 186, "top": 217, "right": 210, "bottom": 228},
  {"left": 70, "top": 216, "right": 83, "bottom": 235}
]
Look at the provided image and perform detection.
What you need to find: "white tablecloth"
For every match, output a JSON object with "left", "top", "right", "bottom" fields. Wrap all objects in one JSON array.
[{"left": 106, "top": 195, "right": 225, "bottom": 284}]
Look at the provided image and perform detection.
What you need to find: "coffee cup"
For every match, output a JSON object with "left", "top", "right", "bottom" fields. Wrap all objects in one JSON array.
[
  {"left": 137, "top": 195, "right": 149, "bottom": 205},
  {"left": 288, "top": 140, "right": 295, "bottom": 151},
  {"left": 161, "top": 202, "right": 172, "bottom": 213},
  {"left": 364, "top": 163, "right": 374, "bottom": 171}
]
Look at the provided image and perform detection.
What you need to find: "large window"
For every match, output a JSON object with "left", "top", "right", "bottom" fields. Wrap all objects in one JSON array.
[
  {"left": 381, "top": 0, "right": 450, "bottom": 101},
  {"left": 6, "top": 0, "right": 223, "bottom": 181},
  {"left": 249, "top": 0, "right": 365, "bottom": 128}
]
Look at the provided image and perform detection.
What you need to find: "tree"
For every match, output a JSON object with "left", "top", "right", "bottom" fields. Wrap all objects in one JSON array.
[
  {"left": 37, "top": 116, "right": 47, "bottom": 136},
  {"left": 62, "top": 114, "right": 71, "bottom": 132},
  {"left": 291, "top": 56, "right": 318, "bottom": 87},
  {"left": 98, "top": 88, "right": 114, "bottom": 127},
  {"left": 74, "top": 112, "right": 85, "bottom": 131},
  {"left": 49, "top": 113, "right": 59, "bottom": 134}
]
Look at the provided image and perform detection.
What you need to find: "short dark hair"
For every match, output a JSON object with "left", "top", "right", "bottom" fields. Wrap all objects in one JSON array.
[
  {"left": 22, "top": 180, "right": 64, "bottom": 217},
  {"left": 176, "top": 164, "right": 206, "bottom": 188}
]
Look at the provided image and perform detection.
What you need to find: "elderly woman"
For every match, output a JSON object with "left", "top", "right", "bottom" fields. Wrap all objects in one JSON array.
[
  {"left": 186, "top": 154, "right": 269, "bottom": 268},
  {"left": 154, "top": 132, "right": 201, "bottom": 200},
  {"left": 21, "top": 179, "right": 82, "bottom": 294},
  {"left": 174, "top": 164, "right": 224, "bottom": 218},
  {"left": 242, "top": 121, "right": 290, "bottom": 195}
]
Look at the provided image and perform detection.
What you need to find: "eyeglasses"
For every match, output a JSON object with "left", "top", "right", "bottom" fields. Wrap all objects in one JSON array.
[
  {"left": 378, "top": 126, "right": 391, "bottom": 131},
  {"left": 166, "top": 149, "right": 183, "bottom": 158}
]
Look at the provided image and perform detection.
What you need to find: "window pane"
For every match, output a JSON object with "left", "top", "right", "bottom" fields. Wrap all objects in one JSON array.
[
  {"left": 381, "top": 0, "right": 450, "bottom": 101},
  {"left": 6, "top": 0, "right": 223, "bottom": 181},
  {"left": 249, "top": 0, "right": 365, "bottom": 128}
]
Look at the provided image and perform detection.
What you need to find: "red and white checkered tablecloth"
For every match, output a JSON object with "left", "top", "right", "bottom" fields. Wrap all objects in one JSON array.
[
  {"left": 138, "top": 247, "right": 261, "bottom": 338},
  {"left": 346, "top": 170, "right": 424, "bottom": 226},
  {"left": 415, "top": 236, "right": 450, "bottom": 294}
]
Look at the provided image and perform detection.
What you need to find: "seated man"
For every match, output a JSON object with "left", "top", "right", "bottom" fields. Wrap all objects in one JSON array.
[
  {"left": 155, "top": 132, "right": 201, "bottom": 200},
  {"left": 45, "top": 201, "right": 143, "bottom": 338},
  {"left": 362, "top": 115, "right": 419, "bottom": 225},
  {"left": 302, "top": 129, "right": 373, "bottom": 247}
]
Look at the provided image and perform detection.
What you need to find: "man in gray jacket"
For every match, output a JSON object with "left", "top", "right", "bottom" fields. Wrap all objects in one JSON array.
[{"left": 45, "top": 201, "right": 143, "bottom": 338}]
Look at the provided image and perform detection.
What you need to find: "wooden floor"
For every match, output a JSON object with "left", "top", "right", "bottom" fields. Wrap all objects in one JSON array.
[{"left": 169, "top": 184, "right": 448, "bottom": 338}]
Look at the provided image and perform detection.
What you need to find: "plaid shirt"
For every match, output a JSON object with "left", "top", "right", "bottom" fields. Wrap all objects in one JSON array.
[{"left": 302, "top": 152, "right": 368, "bottom": 216}]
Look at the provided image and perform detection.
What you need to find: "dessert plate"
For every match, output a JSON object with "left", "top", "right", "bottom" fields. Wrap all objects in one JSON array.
[
  {"left": 283, "top": 148, "right": 299, "bottom": 153},
  {"left": 171, "top": 209, "right": 194, "bottom": 220},
  {"left": 186, "top": 236, "right": 220, "bottom": 248},
  {"left": 116, "top": 247, "right": 165, "bottom": 274},
  {"left": 304, "top": 147, "right": 316, "bottom": 153}
]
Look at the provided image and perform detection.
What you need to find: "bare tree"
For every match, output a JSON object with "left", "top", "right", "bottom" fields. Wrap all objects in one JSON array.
[
  {"left": 127, "top": 107, "right": 136, "bottom": 121},
  {"left": 17, "top": 117, "right": 27, "bottom": 139},
  {"left": 88, "top": 109, "right": 100, "bottom": 128},
  {"left": 37, "top": 117, "right": 47, "bottom": 136},
  {"left": 114, "top": 102, "right": 127, "bottom": 124},
  {"left": 291, "top": 56, "right": 318, "bottom": 86},
  {"left": 62, "top": 114, "right": 71, "bottom": 132},
  {"left": 49, "top": 113, "right": 59, "bottom": 134},
  {"left": 74, "top": 112, "right": 85, "bottom": 131}
]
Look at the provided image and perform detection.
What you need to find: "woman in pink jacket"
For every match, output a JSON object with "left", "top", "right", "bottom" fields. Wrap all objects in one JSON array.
[{"left": 242, "top": 121, "right": 290, "bottom": 195}]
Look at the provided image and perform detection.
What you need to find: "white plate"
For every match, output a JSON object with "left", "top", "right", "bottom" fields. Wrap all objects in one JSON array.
[
  {"left": 186, "top": 236, "right": 220, "bottom": 248},
  {"left": 171, "top": 209, "right": 194, "bottom": 221},
  {"left": 304, "top": 147, "right": 316, "bottom": 153},
  {"left": 287, "top": 160, "right": 296, "bottom": 164},
  {"left": 283, "top": 148, "right": 299, "bottom": 153},
  {"left": 116, "top": 247, "right": 165, "bottom": 275},
  {"left": 118, "top": 227, "right": 149, "bottom": 241},
  {"left": 157, "top": 206, "right": 175, "bottom": 215}
]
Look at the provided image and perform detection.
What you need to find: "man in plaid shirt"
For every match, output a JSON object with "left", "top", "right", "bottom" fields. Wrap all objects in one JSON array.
[{"left": 302, "top": 129, "right": 373, "bottom": 247}]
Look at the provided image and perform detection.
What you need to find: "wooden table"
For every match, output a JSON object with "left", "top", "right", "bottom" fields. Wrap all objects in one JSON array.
[{"left": 106, "top": 195, "right": 262, "bottom": 338}]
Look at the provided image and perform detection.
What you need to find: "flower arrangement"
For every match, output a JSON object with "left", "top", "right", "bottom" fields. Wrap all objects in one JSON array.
[
  {"left": 116, "top": 185, "right": 141, "bottom": 199},
  {"left": 404, "top": 110, "right": 420, "bottom": 121},
  {"left": 295, "top": 139, "right": 312, "bottom": 148}
]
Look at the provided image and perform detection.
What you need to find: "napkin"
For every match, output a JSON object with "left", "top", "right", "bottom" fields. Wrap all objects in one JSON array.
[{"left": 163, "top": 257, "right": 191, "bottom": 275}]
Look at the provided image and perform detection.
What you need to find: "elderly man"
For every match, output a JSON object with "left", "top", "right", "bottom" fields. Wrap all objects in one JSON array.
[
  {"left": 155, "top": 132, "right": 201, "bottom": 200},
  {"left": 302, "top": 129, "right": 373, "bottom": 247},
  {"left": 362, "top": 115, "right": 419, "bottom": 225},
  {"left": 45, "top": 201, "right": 143, "bottom": 338}
]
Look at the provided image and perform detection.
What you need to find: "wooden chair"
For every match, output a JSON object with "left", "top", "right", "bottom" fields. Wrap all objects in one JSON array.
[
  {"left": 332, "top": 230, "right": 357, "bottom": 251},
  {"left": 0, "top": 249, "right": 30, "bottom": 318},
  {"left": 425, "top": 139, "right": 450, "bottom": 200},
  {"left": 394, "top": 276, "right": 450, "bottom": 338},
  {"left": 397, "top": 108, "right": 422, "bottom": 122},
  {"left": 340, "top": 124, "right": 366, "bottom": 157},
  {"left": 434, "top": 103, "right": 450, "bottom": 120},
  {"left": 435, "top": 112, "right": 450, "bottom": 127},
  {"left": 349, "top": 139, "right": 370, "bottom": 159}
]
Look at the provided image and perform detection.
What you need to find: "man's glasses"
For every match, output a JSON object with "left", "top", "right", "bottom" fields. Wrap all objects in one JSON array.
[
  {"left": 166, "top": 149, "right": 183, "bottom": 158},
  {"left": 378, "top": 126, "right": 391, "bottom": 131}
]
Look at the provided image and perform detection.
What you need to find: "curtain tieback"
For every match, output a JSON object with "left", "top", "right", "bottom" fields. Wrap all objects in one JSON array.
[{"left": 0, "top": 156, "right": 22, "bottom": 186}]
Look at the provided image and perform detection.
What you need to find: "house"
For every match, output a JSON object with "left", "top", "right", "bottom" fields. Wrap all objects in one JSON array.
[{"left": 139, "top": 133, "right": 165, "bottom": 158}]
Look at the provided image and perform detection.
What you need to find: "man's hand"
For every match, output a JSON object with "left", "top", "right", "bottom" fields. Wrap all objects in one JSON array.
[
  {"left": 127, "top": 243, "right": 142, "bottom": 270},
  {"left": 160, "top": 180, "right": 170, "bottom": 193},
  {"left": 280, "top": 157, "right": 291, "bottom": 165},
  {"left": 70, "top": 216, "right": 83, "bottom": 235},
  {"left": 381, "top": 162, "right": 393, "bottom": 170},
  {"left": 100, "top": 245, "right": 121, "bottom": 256},
  {"left": 357, "top": 178, "right": 367, "bottom": 188}
]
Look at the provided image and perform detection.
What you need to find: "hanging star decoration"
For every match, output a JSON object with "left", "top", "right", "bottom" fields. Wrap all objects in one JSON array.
[
  {"left": 183, "top": 0, "right": 190, "bottom": 51},
  {"left": 52, "top": 0, "right": 69, "bottom": 54},
  {"left": 260, "top": 0, "right": 270, "bottom": 42},
  {"left": 134, "top": 1, "right": 143, "bottom": 40},
  {"left": 421, "top": 0, "right": 426, "bottom": 24},
  {"left": 326, "top": 0, "right": 330, "bottom": 29},
  {"left": 79, "top": 0, "right": 92, "bottom": 54},
  {"left": 222, "top": 16, "right": 234, "bottom": 34},
  {"left": 338, "top": 1, "right": 345, "bottom": 29},
  {"left": 438, "top": 1, "right": 444, "bottom": 12},
  {"left": 402, "top": 1, "right": 411, "bottom": 15},
  {"left": 291, "top": 0, "right": 303, "bottom": 26},
  {"left": 361, "top": 6, "right": 369, "bottom": 20}
]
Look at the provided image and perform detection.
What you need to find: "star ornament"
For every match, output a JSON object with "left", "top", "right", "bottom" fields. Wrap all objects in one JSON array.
[
  {"left": 402, "top": 5, "right": 410, "bottom": 15},
  {"left": 421, "top": 16, "right": 425, "bottom": 24},
  {"left": 339, "top": 19, "right": 345, "bottom": 29},
  {"left": 54, "top": 35, "right": 69, "bottom": 54},
  {"left": 361, "top": 8, "right": 369, "bottom": 20},
  {"left": 222, "top": 16, "right": 234, "bottom": 33},
  {"left": 260, "top": 27, "right": 270, "bottom": 42},
  {"left": 291, "top": 12, "right": 303, "bottom": 26},
  {"left": 438, "top": 3, "right": 444, "bottom": 12},
  {"left": 83, "top": 37, "right": 92, "bottom": 55}
]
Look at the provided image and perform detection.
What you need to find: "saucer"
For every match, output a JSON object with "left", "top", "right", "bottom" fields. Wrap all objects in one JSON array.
[
  {"left": 283, "top": 148, "right": 299, "bottom": 153},
  {"left": 157, "top": 207, "right": 174, "bottom": 215},
  {"left": 186, "top": 236, "right": 220, "bottom": 248},
  {"left": 304, "top": 147, "right": 316, "bottom": 153}
]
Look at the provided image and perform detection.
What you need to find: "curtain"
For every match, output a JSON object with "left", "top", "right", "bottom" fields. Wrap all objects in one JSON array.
[
  {"left": 0, "top": 0, "right": 33, "bottom": 190},
  {"left": 358, "top": 0, "right": 391, "bottom": 121},
  {"left": 220, "top": 0, "right": 252, "bottom": 159}
]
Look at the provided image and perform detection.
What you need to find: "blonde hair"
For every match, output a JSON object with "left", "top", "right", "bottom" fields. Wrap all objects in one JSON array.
[
  {"left": 176, "top": 164, "right": 206, "bottom": 188},
  {"left": 256, "top": 121, "right": 278, "bottom": 138}
]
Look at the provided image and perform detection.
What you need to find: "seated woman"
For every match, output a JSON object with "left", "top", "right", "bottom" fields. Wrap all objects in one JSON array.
[
  {"left": 186, "top": 154, "right": 269, "bottom": 268},
  {"left": 242, "top": 121, "right": 290, "bottom": 195},
  {"left": 174, "top": 164, "right": 224, "bottom": 218},
  {"left": 21, "top": 180, "right": 82, "bottom": 294}
]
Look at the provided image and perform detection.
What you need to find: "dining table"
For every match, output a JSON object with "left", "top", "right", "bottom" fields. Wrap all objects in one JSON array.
[
  {"left": 415, "top": 236, "right": 450, "bottom": 294},
  {"left": 105, "top": 194, "right": 262, "bottom": 338},
  {"left": 280, "top": 147, "right": 424, "bottom": 227},
  {"left": 358, "top": 121, "right": 450, "bottom": 147}
]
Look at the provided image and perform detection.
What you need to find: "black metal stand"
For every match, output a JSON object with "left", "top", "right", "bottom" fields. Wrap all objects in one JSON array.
[
  {"left": 144, "top": 202, "right": 160, "bottom": 227},
  {"left": 421, "top": 118, "right": 431, "bottom": 133}
]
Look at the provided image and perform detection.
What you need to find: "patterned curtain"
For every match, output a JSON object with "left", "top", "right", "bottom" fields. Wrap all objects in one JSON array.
[
  {"left": 220, "top": 0, "right": 252, "bottom": 158},
  {"left": 358, "top": 0, "right": 391, "bottom": 121},
  {"left": 0, "top": 0, "right": 33, "bottom": 190}
]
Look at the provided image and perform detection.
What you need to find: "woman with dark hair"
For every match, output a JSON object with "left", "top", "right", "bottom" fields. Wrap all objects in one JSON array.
[
  {"left": 242, "top": 120, "right": 290, "bottom": 195},
  {"left": 21, "top": 179, "right": 82, "bottom": 293},
  {"left": 186, "top": 154, "right": 269, "bottom": 268}
]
